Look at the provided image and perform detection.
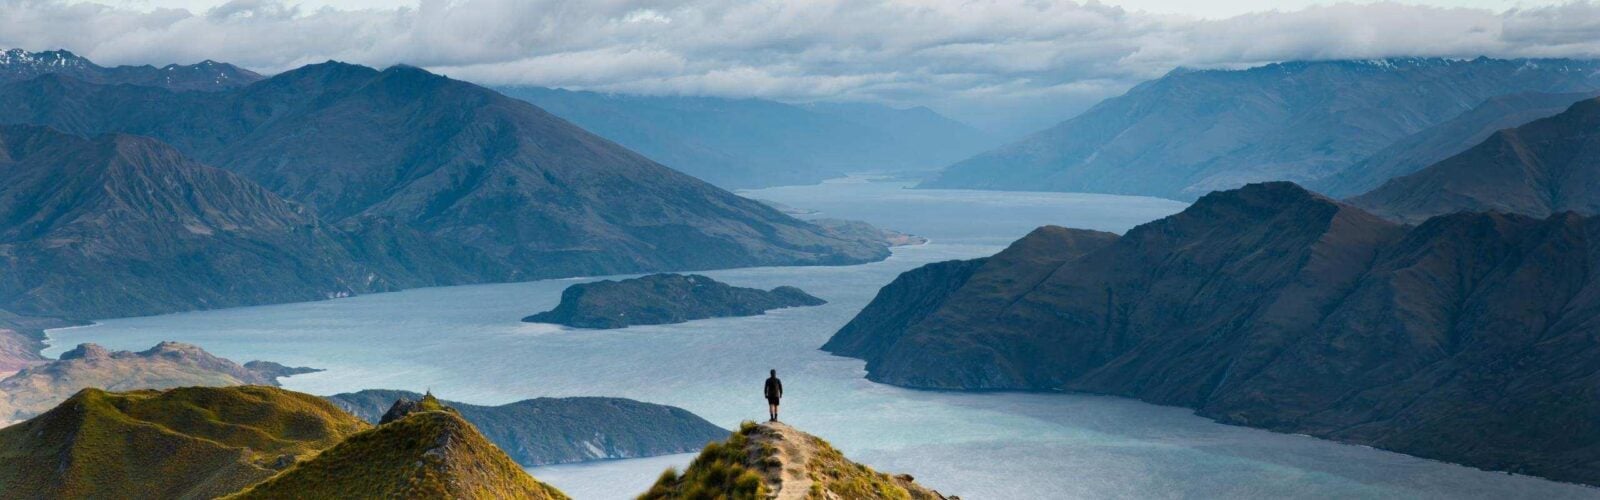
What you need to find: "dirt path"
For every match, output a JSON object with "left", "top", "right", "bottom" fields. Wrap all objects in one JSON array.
[{"left": 751, "top": 421, "right": 817, "bottom": 500}]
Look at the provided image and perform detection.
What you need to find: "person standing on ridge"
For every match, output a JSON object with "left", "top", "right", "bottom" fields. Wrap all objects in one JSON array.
[{"left": 764, "top": 369, "right": 784, "bottom": 422}]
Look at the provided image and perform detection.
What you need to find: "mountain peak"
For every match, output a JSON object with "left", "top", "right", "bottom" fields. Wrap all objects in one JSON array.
[
  {"left": 643, "top": 421, "right": 948, "bottom": 499},
  {"left": 57, "top": 343, "right": 110, "bottom": 360},
  {"left": 231, "top": 407, "right": 568, "bottom": 499}
]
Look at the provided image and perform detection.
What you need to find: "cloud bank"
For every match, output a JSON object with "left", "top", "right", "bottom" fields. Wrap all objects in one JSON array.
[{"left": 4, "top": 0, "right": 1600, "bottom": 133}]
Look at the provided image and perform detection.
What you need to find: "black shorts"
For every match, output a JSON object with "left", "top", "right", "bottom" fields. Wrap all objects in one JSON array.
[{"left": 767, "top": 397, "right": 780, "bottom": 405}]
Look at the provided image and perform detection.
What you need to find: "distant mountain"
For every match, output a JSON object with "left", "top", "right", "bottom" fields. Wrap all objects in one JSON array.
[
  {"left": 1352, "top": 97, "right": 1600, "bottom": 223},
  {"left": 0, "top": 311, "right": 73, "bottom": 377},
  {"left": 524, "top": 273, "right": 826, "bottom": 329},
  {"left": 325, "top": 389, "right": 728, "bottom": 466},
  {"left": 0, "top": 58, "right": 886, "bottom": 321},
  {"left": 1317, "top": 92, "right": 1596, "bottom": 197},
  {"left": 0, "top": 386, "right": 367, "bottom": 499},
  {"left": 925, "top": 58, "right": 1600, "bottom": 200},
  {"left": 641, "top": 421, "right": 947, "bottom": 500},
  {"left": 499, "top": 87, "right": 998, "bottom": 188},
  {"left": 230, "top": 395, "right": 568, "bottom": 499},
  {"left": 0, "top": 341, "right": 317, "bottom": 424},
  {"left": 0, "top": 125, "right": 488, "bottom": 319},
  {"left": 0, "top": 48, "right": 261, "bottom": 91},
  {"left": 829, "top": 182, "right": 1600, "bottom": 485},
  {"left": 823, "top": 225, "right": 1117, "bottom": 370}
]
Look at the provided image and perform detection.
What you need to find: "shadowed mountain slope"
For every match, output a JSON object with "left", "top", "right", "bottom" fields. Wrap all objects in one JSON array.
[
  {"left": 1317, "top": 91, "right": 1596, "bottom": 197},
  {"left": 831, "top": 182, "right": 1600, "bottom": 485},
  {"left": 1352, "top": 97, "right": 1600, "bottom": 223}
]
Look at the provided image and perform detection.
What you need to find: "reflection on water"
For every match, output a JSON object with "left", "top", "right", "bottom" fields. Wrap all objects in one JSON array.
[{"left": 47, "top": 181, "right": 1595, "bottom": 499}]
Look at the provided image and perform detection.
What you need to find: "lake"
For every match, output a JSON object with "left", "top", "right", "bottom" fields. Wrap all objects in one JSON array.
[{"left": 46, "top": 179, "right": 1598, "bottom": 499}]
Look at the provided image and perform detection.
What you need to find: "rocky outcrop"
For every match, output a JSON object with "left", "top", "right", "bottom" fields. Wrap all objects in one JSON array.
[
  {"left": 0, "top": 341, "right": 319, "bottom": 424},
  {"left": 326, "top": 389, "right": 728, "bottom": 466},
  {"left": 1352, "top": 97, "right": 1600, "bottom": 223},
  {"left": 641, "top": 421, "right": 948, "bottom": 500},
  {"left": 831, "top": 181, "right": 1600, "bottom": 485},
  {"left": 0, "top": 386, "right": 367, "bottom": 499},
  {"left": 525, "top": 273, "right": 826, "bottom": 329},
  {"left": 925, "top": 58, "right": 1600, "bottom": 200}
]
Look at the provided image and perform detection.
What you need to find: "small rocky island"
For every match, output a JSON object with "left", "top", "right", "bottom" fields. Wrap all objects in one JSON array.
[{"left": 523, "top": 273, "right": 825, "bottom": 329}]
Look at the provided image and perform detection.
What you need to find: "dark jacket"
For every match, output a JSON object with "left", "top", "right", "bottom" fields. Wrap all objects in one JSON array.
[{"left": 764, "top": 377, "right": 783, "bottom": 399}]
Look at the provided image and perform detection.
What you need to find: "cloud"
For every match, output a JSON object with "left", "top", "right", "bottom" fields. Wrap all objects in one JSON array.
[{"left": 1, "top": 0, "right": 1598, "bottom": 133}]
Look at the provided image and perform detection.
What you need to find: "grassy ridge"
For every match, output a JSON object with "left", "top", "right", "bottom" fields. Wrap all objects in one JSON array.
[
  {"left": 230, "top": 407, "right": 568, "bottom": 499},
  {"left": 641, "top": 421, "right": 945, "bottom": 500},
  {"left": 0, "top": 386, "right": 367, "bottom": 499}
]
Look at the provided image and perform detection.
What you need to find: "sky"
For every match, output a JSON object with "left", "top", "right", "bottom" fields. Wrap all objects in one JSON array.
[{"left": 5, "top": 0, "right": 1600, "bottom": 135}]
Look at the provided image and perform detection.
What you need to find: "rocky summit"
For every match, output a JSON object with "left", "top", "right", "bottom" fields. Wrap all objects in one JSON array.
[
  {"left": 831, "top": 181, "right": 1600, "bottom": 486},
  {"left": 525, "top": 273, "right": 826, "bottom": 329}
]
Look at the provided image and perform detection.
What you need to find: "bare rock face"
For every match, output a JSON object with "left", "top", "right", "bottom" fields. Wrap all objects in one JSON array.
[
  {"left": 524, "top": 273, "right": 826, "bottom": 329},
  {"left": 831, "top": 181, "right": 1600, "bottom": 486}
]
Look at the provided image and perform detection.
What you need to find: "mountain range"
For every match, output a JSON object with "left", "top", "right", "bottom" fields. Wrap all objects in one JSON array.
[
  {"left": 0, "top": 48, "right": 262, "bottom": 91},
  {"left": 0, "top": 50, "right": 889, "bottom": 321},
  {"left": 924, "top": 58, "right": 1600, "bottom": 200},
  {"left": 830, "top": 182, "right": 1600, "bottom": 486},
  {"left": 1352, "top": 97, "right": 1600, "bottom": 222},
  {"left": 499, "top": 86, "right": 999, "bottom": 188}
]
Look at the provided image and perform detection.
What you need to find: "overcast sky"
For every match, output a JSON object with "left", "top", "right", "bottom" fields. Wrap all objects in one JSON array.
[{"left": 6, "top": 0, "right": 1600, "bottom": 134}]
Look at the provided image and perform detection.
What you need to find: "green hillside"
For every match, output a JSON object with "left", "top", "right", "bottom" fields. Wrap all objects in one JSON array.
[
  {"left": 0, "top": 386, "right": 367, "bottom": 499},
  {"left": 230, "top": 401, "right": 568, "bottom": 499}
]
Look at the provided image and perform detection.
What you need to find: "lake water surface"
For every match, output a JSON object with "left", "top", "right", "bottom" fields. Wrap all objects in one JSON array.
[{"left": 47, "top": 179, "right": 1599, "bottom": 499}]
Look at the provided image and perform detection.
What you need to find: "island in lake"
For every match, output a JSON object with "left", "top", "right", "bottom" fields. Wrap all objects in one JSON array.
[{"left": 524, "top": 273, "right": 826, "bottom": 329}]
